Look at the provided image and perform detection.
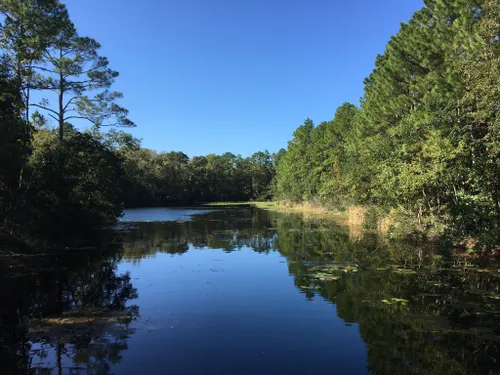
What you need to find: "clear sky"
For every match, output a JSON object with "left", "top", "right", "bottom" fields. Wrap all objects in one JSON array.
[{"left": 64, "top": 0, "right": 423, "bottom": 157}]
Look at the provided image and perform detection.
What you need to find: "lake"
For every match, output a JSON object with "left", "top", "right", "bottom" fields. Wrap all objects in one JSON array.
[{"left": 1, "top": 207, "right": 500, "bottom": 374}]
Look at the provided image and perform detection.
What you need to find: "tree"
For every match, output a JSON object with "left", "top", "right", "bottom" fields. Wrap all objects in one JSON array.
[
  {"left": 0, "top": 57, "right": 28, "bottom": 231},
  {"left": 0, "top": 0, "right": 134, "bottom": 142},
  {"left": 275, "top": 118, "right": 314, "bottom": 201},
  {"left": 30, "top": 21, "right": 135, "bottom": 141},
  {"left": 156, "top": 151, "right": 190, "bottom": 204},
  {"left": 24, "top": 125, "right": 124, "bottom": 241},
  {"left": 0, "top": 1, "right": 136, "bottom": 245},
  {"left": 249, "top": 150, "right": 274, "bottom": 200},
  {"left": 0, "top": 0, "right": 69, "bottom": 123},
  {"left": 314, "top": 103, "right": 359, "bottom": 204}
]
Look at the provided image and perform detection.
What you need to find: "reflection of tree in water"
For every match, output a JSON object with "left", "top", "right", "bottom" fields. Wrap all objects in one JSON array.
[
  {"left": 0, "top": 244, "right": 138, "bottom": 375},
  {"left": 271, "top": 211, "right": 500, "bottom": 374},
  {"left": 7, "top": 208, "right": 497, "bottom": 374},
  {"left": 287, "top": 259, "right": 500, "bottom": 374},
  {"left": 122, "top": 208, "right": 277, "bottom": 260},
  {"left": 121, "top": 207, "right": 500, "bottom": 375},
  {"left": 123, "top": 207, "right": 436, "bottom": 268}
]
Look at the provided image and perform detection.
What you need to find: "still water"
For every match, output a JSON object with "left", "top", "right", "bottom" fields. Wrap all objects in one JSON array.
[{"left": 1, "top": 207, "right": 500, "bottom": 374}]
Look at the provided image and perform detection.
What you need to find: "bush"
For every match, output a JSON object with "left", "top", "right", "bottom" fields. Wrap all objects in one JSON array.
[{"left": 22, "top": 127, "right": 124, "bottom": 244}]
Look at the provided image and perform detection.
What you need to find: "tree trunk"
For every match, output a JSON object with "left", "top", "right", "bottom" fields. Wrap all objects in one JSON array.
[
  {"left": 25, "top": 86, "right": 30, "bottom": 126},
  {"left": 58, "top": 49, "right": 64, "bottom": 142},
  {"left": 57, "top": 48, "right": 66, "bottom": 238}
]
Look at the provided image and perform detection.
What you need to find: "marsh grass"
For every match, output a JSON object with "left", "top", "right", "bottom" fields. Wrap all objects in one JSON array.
[{"left": 203, "top": 201, "right": 431, "bottom": 240}]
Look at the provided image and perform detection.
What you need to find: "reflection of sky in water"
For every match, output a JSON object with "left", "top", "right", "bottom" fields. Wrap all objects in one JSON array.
[
  {"left": 119, "top": 207, "right": 215, "bottom": 222},
  {"left": 8, "top": 207, "right": 500, "bottom": 375},
  {"left": 114, "top": 247, "right": 368, "bottom": 375},
  {"left": 30, "top": 342, "right": 58, "bottom": 370}
]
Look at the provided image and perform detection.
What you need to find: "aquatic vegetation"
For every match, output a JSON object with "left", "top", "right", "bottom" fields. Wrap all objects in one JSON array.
[{"left": 381, "top": 298, "right": 409, "bottom": 306}]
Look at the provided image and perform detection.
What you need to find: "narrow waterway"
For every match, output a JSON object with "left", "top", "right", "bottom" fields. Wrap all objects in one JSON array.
[{"left": 2, "top": 207, "right": 499, "bottom": 374}]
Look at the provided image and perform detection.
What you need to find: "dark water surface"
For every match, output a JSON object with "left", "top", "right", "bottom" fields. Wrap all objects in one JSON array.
[{"left": 1, "top": 207, "right": 500, "bottom": 374}]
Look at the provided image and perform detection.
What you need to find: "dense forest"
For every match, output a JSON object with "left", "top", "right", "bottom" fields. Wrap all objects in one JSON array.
[
  {"left": 274, "top": 0, "right": 500, "bottom": 249},
  {"left": 0, "top": 0, "right": 276, "bottom": 245},
  {"left": 1, "top": 0, "right": 499, "bottom": 249}
]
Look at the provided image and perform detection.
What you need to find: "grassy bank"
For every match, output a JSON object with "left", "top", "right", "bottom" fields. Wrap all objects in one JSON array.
[
  {"left": 204, "top": 201, "right": 441, "bottom": 238},
  {"left": 204, "top": 201, "right": 499, "bottom": 256},
  {"left": 254, "top": 202, "right": 347, "bottom": 221},
  {"left": 204, "top": 201, "right": 349, "bottom": 223},
  {"left": 254, "top": 202, "right": 448, "bottom": 238}
]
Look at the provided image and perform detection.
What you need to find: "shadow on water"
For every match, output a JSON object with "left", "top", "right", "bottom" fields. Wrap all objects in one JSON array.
[
  {"left": 1, "top": 207, "right": 500, "bottom": 374},
  {"left": 0, "top": 243, "right": 138, "bottom": 375}
]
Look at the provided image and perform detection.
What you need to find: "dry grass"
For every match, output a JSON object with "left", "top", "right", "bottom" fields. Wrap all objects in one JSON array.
[
  {"left": 255, "top": 201, "right": 347, "bottom": 222},
  {"left": 378, "top": 216, "right": 390, "bottom": 234},
  {"left": 347, "top": 206, "right": 365, "bottom": 227},
  {"left": 284, "top": 202, "right": 330, "bottom": 215},
  {"left": 346, "top": 206, "right": 365, "bottom": 240},
  {"left": 207, "top": 201, "right": 398, "bottom": 238}
]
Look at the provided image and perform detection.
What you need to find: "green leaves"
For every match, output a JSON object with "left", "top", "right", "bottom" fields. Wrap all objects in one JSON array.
[
  {"left": 0, "top": 0, "right": 135, "bottom": 140},
  {"left": 117, "top": 145, "right": 278, "bottom": 207},
  {"left": 272, "top": 0, "right": 498, "bottom": 248}
]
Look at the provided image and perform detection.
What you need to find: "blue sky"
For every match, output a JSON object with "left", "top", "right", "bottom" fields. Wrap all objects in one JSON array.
[{"left": 65, "top": 0, "right": 423, "bottom": 157}]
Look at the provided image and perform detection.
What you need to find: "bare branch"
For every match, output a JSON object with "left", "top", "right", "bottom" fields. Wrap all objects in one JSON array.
[
  {"left": 44, "top": 49, "right": 59, "bottom": 67},
  {"left": 63, "top": 96, "right": 78, "bottom": 112},
  {"left": 32, "top": 66, "right": 58, "bottom": 74},
  {"left": 64, "top": 115, "right": 96, "bottom": 123},
  {"left": 30, "top": 103, "right": 59, "bottom": 116},
  {"left": 98, "top": 122, "right": 135, "bottom": 127}
]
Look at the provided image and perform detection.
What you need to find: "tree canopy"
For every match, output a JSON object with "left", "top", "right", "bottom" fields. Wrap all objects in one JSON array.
[{"left": 274, "top": 0, "right": 499, "bottom": 248}]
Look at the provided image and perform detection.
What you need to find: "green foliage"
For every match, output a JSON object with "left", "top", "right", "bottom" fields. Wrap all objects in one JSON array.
[
  {"left": 1, "top": 0, "right": 499, "bottom": 251},
  {"left": 21, "top": 126, "right": 124, "bottom": 242},
  {"left": 0, "top": 0, "right": 136, "bottom": 246},
  {"left": 273, "top": 0, "right": 499, "bottom": 250},
  {"left": 0, "top": 0, "right": 134, "bottom": 142},
  {"left": 0, "top": 58, "right": 31, "bottom": 231},
  {"left": 116, "top": 145, "right": 278, "bottom": 207},
  {"left": 275, "top": 118, "right": 314, "bottom": 201}
]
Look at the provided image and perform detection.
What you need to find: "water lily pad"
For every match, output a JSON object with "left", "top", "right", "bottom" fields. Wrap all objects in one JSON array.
[
  {"left": 301, "top": 286, "right": 317, "bottom": 290},
  {"left": 393, "top": 268, "right": 418, "bottom": 275},
  {"left": 381, "top": 298, "right": 408, "bottom": 305},
  {"left": 317, "top": 275, "right": 339, "bottom": 281},
  {"left": 390, "top": 298, "right": 409, "bottom": 303}
]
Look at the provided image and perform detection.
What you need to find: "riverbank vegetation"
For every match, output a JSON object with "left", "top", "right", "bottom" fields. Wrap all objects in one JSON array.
[
  {"left": 273, "top": 0, "right": 500, "bottom": 251},
  {"left": 0, "top": 0, "right": 131, "bottom": 246},
  {"left": 116, "top": 145, "right": 276, "bottom": 207},
  {"left": 1, "top": 0, "right": 499, "bottom": 252},
  {"left": 0, "top": 0, "right": 275, "bottom": 247}
]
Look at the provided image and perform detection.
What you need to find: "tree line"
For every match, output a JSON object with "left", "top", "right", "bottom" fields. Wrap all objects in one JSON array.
[
  {"left": 101, "top": 129, "right": 277, "bottom": 207},
  {"left": 0, "top": 0, "right": 276, "bottom": 246},
  {"left": 273, "top": 0, "right": 499, "bottom": 248},
  {"left": 1, "top": 0, "right": 499, "bottom": 249}
]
